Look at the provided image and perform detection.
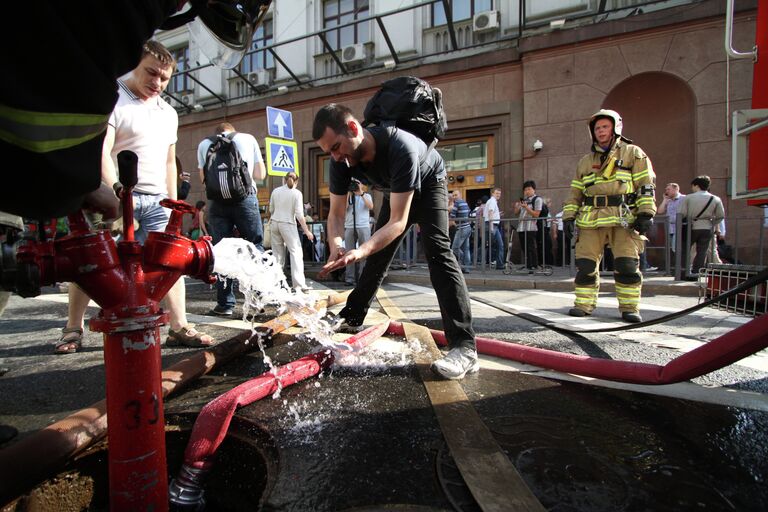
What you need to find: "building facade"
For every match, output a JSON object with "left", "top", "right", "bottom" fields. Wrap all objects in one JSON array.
[{"left": 157, "top": 0, "right": 765, "bottom": 262}]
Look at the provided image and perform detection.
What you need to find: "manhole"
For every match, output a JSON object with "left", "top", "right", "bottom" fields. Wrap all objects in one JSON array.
[{"left": 3, "top": 414, "right": 276, "bottom": 511}]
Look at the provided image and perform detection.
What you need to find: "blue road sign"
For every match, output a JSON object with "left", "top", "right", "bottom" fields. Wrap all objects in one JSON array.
[
  {"left": 266, "top": 106, "right": 294, "bottom": 140},
  {"left": 265, "top": 137, "right": 300, "bottom": 176}
]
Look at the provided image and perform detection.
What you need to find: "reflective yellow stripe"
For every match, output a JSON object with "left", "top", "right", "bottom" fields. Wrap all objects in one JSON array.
[
  {"left": 0, "top": 103, "right": 108, "bottom": 153},
  {"left": 633, "top": 169, "right": 650, "bottom": 181}
]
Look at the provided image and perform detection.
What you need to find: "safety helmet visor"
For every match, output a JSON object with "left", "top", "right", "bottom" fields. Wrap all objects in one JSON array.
[{"left": 191, "top": 0, "right": 271, "bottom": 69}]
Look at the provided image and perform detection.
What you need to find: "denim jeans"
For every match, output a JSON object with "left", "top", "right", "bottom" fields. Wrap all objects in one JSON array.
[
  {"left": 209, "top": 194, "right": 264, "bottom": 309},
  {"left": 490, "top": 223, "right": 505, "bottom": 268},
  {"left": 132, "top": 192, "right": 170, "bottom": 245},
  {"left": 451, "top": 224, "right": 472, "bottom": 270},
  {"left": 340, "top": 178, "right": 475, "bottom": 352}
]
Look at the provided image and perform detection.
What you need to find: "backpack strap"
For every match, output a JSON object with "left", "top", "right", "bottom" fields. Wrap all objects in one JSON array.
[{"left": 693, "top": 196, "right": 715, "bottom": 221}]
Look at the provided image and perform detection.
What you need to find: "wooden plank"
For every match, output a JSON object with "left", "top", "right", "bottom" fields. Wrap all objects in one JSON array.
[{"left": 376, "top": 291, "right": 545, "bottom": 512}]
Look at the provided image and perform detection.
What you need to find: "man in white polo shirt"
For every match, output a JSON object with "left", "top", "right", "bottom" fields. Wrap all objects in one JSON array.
[{"left": 54, "top": 41, "right": 213, "bottom": 353}]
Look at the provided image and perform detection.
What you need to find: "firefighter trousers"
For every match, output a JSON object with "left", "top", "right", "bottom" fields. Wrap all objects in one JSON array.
[{"left": 573, "top": 226, "right": 645, "bottom": 314}]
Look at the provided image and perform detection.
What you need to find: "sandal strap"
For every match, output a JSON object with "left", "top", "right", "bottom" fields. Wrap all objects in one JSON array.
[{"left": 61, "top": 327, "right": 84, "bottom": 335}]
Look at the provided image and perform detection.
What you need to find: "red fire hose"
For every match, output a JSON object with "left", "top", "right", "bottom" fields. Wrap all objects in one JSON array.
[
  {"left": 169, "top": 321, "right": 390, "bottom": 507},
  {"left": 388, "top": 313, "right": 768, "bottom": 385}
]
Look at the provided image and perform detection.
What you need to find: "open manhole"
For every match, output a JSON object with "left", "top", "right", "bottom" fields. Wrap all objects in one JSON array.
[{"left": 4, "top": 414, "right": 277, "bottom": 511}]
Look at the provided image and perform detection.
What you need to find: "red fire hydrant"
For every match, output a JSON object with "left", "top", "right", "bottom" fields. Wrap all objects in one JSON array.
[{"left": 15, "top": 151, "right": 215, "bottom": 511}]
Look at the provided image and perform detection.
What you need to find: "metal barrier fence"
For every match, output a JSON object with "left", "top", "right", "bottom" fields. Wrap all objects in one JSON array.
[
  {"left": 306, "top": 213, "right": 766, "bottom": 283},
  {"left": 700, "top": 264, "right": 767, "bottom": 317}
]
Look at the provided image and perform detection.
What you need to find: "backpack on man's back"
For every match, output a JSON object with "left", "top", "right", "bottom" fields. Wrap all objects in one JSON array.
[
  {"left": 362, "top": 76, "right": 447, "bottom": 149},
  {"left": 203, "top": 132, "right": 252, "bottom": 203}
]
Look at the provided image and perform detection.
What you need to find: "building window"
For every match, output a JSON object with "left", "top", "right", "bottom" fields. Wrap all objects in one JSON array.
[
  {"left": 432, "top": 0, "right": 492, "bottom": 26},
  {"left": 169, "top": 46, "right": 191, "bottom": 94},
  {"left": 323, "top": 0, "right": 370, "bottom": 51},
  {"left": 437, "top": 138, "right": 490, "bottom": 172},
  {"left": 242, "top": 18, "right": 274, "bottom": 73}
]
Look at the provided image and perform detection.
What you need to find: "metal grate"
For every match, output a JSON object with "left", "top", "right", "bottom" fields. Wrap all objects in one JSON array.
[{"left": 700, "top": 263, "right": 768, "bottom": 317}]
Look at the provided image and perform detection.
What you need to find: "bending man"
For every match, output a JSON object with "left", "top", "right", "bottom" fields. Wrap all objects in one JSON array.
[{"left": 313, "top": 104, "right": 477, "bottom": 380}]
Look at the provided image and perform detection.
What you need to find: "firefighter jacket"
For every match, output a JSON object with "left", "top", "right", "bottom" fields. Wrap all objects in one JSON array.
[{"left": 562, "top": 138, "right": 656, "bottom": 229}]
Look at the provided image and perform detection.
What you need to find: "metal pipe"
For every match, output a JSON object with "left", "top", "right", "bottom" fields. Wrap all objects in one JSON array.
[{"left": 725, "top": 0, "right": 757, "bottom": 61}]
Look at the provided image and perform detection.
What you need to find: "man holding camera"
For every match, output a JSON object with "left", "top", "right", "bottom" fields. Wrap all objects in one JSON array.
[{"left": 344, "top": 179, "right": 374, "bottom": 285}]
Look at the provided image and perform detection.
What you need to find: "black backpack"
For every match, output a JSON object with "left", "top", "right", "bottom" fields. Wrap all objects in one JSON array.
[
  {"left": 532, "top": 195, "right": 549, "bottom": 219},
  {"left": 203, "top": 132, "right": 252, "bottom": 203},
  {"left": 363, "top": 76, "right": 447, "bottom": 149}
]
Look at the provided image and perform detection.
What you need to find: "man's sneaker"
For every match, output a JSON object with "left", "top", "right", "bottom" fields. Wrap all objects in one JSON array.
[
  {"left": 431, "top": 347, "right": 480, "bottom": 380},
  {"left": 568, "top": 308, "right": 591, "bottom": 317},
  {"left": 209, "top": 306, "right": 234, "bottom": 317},
  {"left": 323, "top": 313, "right": 365, "bottom": 333},
  {"left": 622, "top": 311, "right": 642, "bottom": 323}
]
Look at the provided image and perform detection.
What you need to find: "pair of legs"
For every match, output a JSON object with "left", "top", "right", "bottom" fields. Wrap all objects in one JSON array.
[
  {"left": 208, "top": 195, "right": 264, "bottom": 311},
  {"left": 518, "top": 230, "right": 539, "bottom": 269},
  {"left": 490, "top": 224, "right": 505, "bottom": 268},
  {"left": 57, "top": 193, "right": 212, "bottom": 353},
  {"left": 344, "top": 225, "right": 371, "bottom": 284},
  {"left": 271, "top": 220, "right": 308, "bottom": 291},
  {"left": 451, "top": 224, "right": 472, "bottom": 272},
  {"left": 339, "top": 178, "right": 475, "bottom": 353},
  {"left": 572, "top": 226, "right": 644, "bottom": 315}
]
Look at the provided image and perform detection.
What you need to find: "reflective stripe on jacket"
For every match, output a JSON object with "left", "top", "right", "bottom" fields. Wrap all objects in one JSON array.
[
  {"left": 0, "top": 103, "right": 108, "bottom": 153},
  {"left": 562, "top": 139, "right": 656, "bottom": 229}
]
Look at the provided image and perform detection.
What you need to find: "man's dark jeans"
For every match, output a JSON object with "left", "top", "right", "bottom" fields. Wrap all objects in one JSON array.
[
  {"left": 518, "top": 230, "right": 538, "bottom": 269},
  {"left": 209, "top": 194, "right": 264, "bottom": 309},
  {"left": 490, "top": 224, "right": 505, "bottom": 268},
  {"left": 688, "top": 228, "right": 713, "bottom": 275},
  {"left": 340, "top": 178, "right": 476, "bottom": 352}
]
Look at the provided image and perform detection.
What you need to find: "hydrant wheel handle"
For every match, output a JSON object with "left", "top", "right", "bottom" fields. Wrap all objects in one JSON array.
[{"left": 160, "top": 198, "right": 197, "bottom": 215}]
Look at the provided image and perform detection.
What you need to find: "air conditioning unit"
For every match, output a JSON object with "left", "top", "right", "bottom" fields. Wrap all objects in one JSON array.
[
  {"left": 472, "top": 10, "right": 500, "bottom": 33},
  {"left": 247, "top": 70, "right": 271, "bottom": 91},
  {"left": 180, "top": 93, "right": 194, "bottom": 106},
  {"left": 341, "top": 43, "right": 366, "bottom": 65}
]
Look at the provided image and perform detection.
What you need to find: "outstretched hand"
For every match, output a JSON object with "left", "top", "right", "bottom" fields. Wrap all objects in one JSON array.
[
  {"left": 318, "top": 248, "right": 362, "bottom": 278},
  {"left": 82, "top": 182, "right": 121, "bottom": 222}
]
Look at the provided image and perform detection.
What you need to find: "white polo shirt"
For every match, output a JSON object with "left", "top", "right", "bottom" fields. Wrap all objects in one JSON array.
[{"left": 109, "top": 80, "right": 178, "bottom": 195}]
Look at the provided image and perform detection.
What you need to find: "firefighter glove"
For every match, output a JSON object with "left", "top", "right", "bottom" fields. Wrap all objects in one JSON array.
[{"left": 633, "top": 214, "right": 653, "bottom": 235}]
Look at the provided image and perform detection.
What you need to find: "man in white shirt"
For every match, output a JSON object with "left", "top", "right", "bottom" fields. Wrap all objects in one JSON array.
[
  {"left": 344, "top": 180, "right": 374, "bottom": 285},
  {"left": 197, "top": 122, "right": 266, "bottom": 316},
  {"left": 54, "top": 41, "right": 213, "bottom": 353},
  {"left": 269, "top": 172, "right": 314, "bottom": 292},
  {"left": 512, "top": 181, "right": 544, "bottom": 271},
  {"left": 657, "top": 182, "right": 685, "bottom": 268},
  {"left": 484, "top": 187, "right": 505, "bottom": 269}
]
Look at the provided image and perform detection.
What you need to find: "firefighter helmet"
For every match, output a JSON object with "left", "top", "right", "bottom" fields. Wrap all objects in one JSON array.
[
  {"left": 588, "top": 109, "right": 623, "bottom": 141},
  {"left": 162, "top": 1, "right": 272, "bottom": 69}
]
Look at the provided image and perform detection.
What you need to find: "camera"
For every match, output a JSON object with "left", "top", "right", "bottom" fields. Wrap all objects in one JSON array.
[
  {"left": 348, "top": 178, "right": 361, "bottom": 193},
  {"left": 532, "top": 139, "right": 543, "bottom": 152}
]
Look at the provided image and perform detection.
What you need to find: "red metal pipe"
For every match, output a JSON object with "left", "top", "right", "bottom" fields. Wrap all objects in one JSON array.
[
  {"left": 169, "top": 321, "right": 390, "bottom": 508},
  {"left": 387, "top": 314, "right": 768, "bottom": 385}
]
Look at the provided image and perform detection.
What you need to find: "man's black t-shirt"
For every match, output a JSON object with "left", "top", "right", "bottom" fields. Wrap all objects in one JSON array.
[{"left": 329, "top": 127, "right": 446, "bottom": 197}]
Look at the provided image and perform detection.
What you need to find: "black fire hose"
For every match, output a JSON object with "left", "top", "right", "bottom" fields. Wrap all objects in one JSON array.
[{"left": 470, "top": 266, "right": 768, "bottom": 334}]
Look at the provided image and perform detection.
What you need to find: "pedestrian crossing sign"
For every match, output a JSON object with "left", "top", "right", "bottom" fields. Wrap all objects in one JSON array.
[{"left": 265, "top": 137, "right": 299, "bottom": 177}]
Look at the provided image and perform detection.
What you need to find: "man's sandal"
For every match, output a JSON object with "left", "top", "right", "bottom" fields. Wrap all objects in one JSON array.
[
  {"left": 54, "top": 327, "right": 83, "bottom": 354},
  {"left": 166, "top": 325, "right": 214, "bottom": 348}
]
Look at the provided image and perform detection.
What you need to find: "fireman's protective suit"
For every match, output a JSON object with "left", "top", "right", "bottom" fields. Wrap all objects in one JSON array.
[{"left": 562, "top": 110, "right": 656, "bottom": 321}]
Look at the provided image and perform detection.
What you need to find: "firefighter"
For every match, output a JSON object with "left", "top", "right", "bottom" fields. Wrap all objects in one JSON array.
[
  {"left": 561, "top": 109, "right": 656, "bottom": 323},
  {"left": 1, "top": 1, "right": 271, "bottom": 220}
]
